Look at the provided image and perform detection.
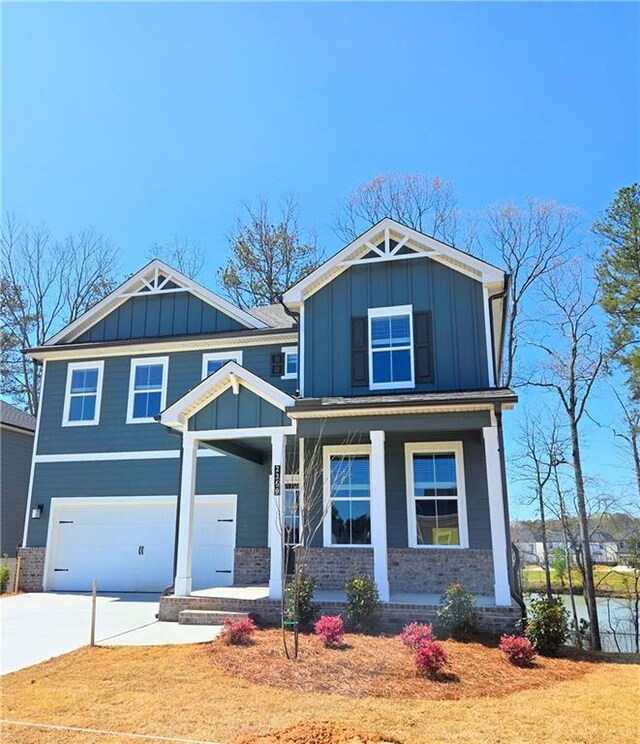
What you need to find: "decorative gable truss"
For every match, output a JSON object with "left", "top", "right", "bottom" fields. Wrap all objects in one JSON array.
[{"left": 46, "top": 259, "right": 267, "bottom": 346}]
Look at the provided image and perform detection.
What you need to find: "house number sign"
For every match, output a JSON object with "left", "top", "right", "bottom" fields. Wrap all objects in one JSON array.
[{"left": 273, "top": 465, "right": 282, "bottom": 496}]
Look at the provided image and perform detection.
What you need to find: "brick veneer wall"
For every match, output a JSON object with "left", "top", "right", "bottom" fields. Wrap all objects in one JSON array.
[
  {"left": 234, "top": 547, "right": 270, "bottom": 585},
  {"left": 297, "top": 547, "right": 374, "bottom": 589},
  {"left": 17, "top": 547, "right": 46, "bottom": 591},
  {"left": 158, "top": 594, "right": 522, "bottom": 636},
  {"left": 388, "top": 548, "right": 495, "bottom": 595}
]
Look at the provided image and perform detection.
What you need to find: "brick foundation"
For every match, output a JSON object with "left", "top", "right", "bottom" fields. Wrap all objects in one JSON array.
[
  {"left": 234, "top": 547, "right": 270, "bottom": 585},
  {"left": 297, "top": 547, "right": 374, "bottom": 589},
  {"left": 388, "top": 548, "right": 494, "bottom": 595},
  {"left": 17, "top": 547, "right": 46, "bottom": 591},
  {"left": 158, "top": 594, "right": 522, "bottom": 636}
]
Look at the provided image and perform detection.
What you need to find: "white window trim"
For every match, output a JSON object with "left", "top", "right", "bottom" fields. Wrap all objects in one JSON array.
[
  {"left": 281, "top": 345, "right": 298, "bottom": 380},
  {"left": 201, "top": 351, "right": 243, "bottom": 380},
  {"left": 126, "top": 356, "right": 169, "bottom": 424},
  {"left": 62, "top": 360, "right": 105, "bottom": 427},
  {"left": 368, "top": 304, "right": 415, "bottom": 391},
  {"left": 322, "top": 443, "right": 372, "bottom": 548},
  {"left": 404, "top": 441, "right": 469, "bottom": 549}
]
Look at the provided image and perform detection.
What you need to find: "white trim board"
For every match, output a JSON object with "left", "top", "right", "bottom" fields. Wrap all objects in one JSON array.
[
  {"left": 367, "top": 305, "right": 415, "bottom": 391},
  {"left": 126, "top": 356, "right": 169, "bottom": 424},
  {"left": 61, "top": 360, "right": 105, "bottom": 427},
  {"left": 201, "top": 351, "right": 243, "bottom": 380},
  {"left": 34, "top": 449, "right": 224, "bottom": 463}
]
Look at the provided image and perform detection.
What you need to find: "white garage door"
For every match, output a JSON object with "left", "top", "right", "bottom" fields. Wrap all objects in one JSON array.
[{"left": 45, "top": 495, "right": 236, "bottom": 592}]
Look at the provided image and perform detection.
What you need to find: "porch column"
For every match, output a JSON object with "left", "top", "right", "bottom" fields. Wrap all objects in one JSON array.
[
  {"left": 370, "top": 430, "right": 390, "bottom": 602},
  {"left": 174, "top": 435, "right": 198, "bottom": 596},
  {"left": 483, "top": 425, "right": 512, "bottom": 606},
  {"left": 268, "top": 433, "right": 286, "bottom": 600}
]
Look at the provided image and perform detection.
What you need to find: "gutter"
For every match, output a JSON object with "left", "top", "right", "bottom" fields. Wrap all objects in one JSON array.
[{"left": 487, "top": 275, "right": 510, "bottom": 387}]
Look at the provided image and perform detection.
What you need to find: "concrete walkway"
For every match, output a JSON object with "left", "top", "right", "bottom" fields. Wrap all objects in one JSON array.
[{"left": 1, "top": 592, "right": 220, "bottom": 675}]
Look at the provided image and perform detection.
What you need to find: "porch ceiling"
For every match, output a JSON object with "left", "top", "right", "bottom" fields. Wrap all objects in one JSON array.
[{"left": 200, "top": 436, "right": 272, "bottom": 465}]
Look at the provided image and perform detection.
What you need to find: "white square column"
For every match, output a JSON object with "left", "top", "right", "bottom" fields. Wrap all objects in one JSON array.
[
  {"left": 268, "top": 433, "right": 286, "bottom": 600},
  {"left": 483, "top": 425, "right": 512, "bottom": 606},
  {"left": 174, "top": 435, "right": 198, "bottom": 596},
  {"left": 370, "top": 430, "right": 390, "bottom": 602}
]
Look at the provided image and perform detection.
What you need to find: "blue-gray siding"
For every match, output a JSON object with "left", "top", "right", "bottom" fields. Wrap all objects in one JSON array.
[
  {"left": 190, "top": 387, "right": 290, "bottom": 431},
  {"left": 0, "top": 427, "right": 33, "bottom": 555},
  {"left": 76, "top": 293, "right": 246, "bottom": 342},
  {"left": 27, "top": 456, "right": 269, "bottom": 548},
  {"left": 304, "top": 257, "right": 489, "bottom": 397},
  {"left": 37, "top": 344, "right": 296, "bottom": 455}
]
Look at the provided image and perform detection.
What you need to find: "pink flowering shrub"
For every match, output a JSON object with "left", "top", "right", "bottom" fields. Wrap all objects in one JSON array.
[
  {"left": 414, "top": 641, "right": 447, "bottom": 677},
  {"left": 399, "top": 622, "right": 435, "bottom": 651},
  {"left": 220, "top": 617, "right": 256, "bottom": 645},
  {"left": 499, "top": 634, "right": 536, "bottom": 667},
  {"left": 314, "top": 615, "right": 345, "bottom": 647}
]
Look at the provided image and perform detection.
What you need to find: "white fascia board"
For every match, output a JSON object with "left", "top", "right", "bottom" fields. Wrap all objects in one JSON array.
[
  {"left": 45, "top": 259, "right": 267, "bottom": 347},
  {"left": 160, "top": 361, "right": 296, "bottom": 428},
  {"left": 283, "top": 218, "right": 505, "bottom": 305},
  {"left": 286, "top": 402, "right": 515, "bottom": 419}
]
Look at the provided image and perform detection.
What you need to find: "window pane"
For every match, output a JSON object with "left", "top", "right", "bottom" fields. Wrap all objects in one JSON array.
[
  {"left": 389, "top": 315, "right": 410, "bottom": 346},
  {"left": 330, "top": 456, "right": 370, "bottom": 498},
  {"left": 133, "top": 390, "right": 162, "bottom": 419},
  {"left": 207, "top": 360, "right": 225, "bottom": 375},
  {"left": 81, "top": 395, "right": 96, "bottom": 422},
  {"left": 414, "top": 454, "right": 457, "bottom": 497},
  {"left": 71, "top": 368, "right": 98, "bottom": 394},
  {"left": 372, "top": 350, "right": 391, "bottom": 384},
  {"left": 415, "top": 499, "right": 459, "bottom": 545},
  {"left": 350, "top": 501, "right": 371, "bottom": 544},
  {"left": 134, "top": 364, "right": 163, "bottom": 390},
  {"left": 371, "top": 317, "right": 391, "bottom": 348},
  {"left": 391, "top": 349, "right": 412, "bottom": 382},
  {"left": 286, "top": 353, "right": 298, "bottom": 374},
  {"left": 331, "top": 500, "right": 352, "bottom": 544}
]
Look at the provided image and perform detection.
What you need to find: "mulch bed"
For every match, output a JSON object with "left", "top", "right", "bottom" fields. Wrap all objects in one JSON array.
[
  {"left": 232, "top": 721, "right": 399, "bottom": 744},
  {"left": 207, "top": 628, "right": 591, "bottom": 700}
]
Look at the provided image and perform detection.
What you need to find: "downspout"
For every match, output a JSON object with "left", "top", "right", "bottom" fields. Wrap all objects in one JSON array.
[
  {"left": 495, "top": 404, "right": 527, "bottom": 621},
  {"left": 487, "top": 275, "right": 510, "bottom": 388}
]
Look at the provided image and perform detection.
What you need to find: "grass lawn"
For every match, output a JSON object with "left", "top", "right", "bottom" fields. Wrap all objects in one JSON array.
[
  {"left": 521, "top": 564, "right": 638, "bottom": 596},
  {"left": 2, "top": 631, "right": 639, "bottom": 744}
]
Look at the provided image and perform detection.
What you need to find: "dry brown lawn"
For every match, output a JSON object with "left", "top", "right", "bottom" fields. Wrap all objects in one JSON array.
[{"left": 1, "top": 631, "right": 639, "bottom": 744}]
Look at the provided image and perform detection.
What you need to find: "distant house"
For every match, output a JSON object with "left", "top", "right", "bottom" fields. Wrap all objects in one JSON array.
[
  {"left": 513, "top": 524, "right": 621, "bottom": 567},
  {"left": 0, "top": 401, "right": 36, "bottom": 557}
]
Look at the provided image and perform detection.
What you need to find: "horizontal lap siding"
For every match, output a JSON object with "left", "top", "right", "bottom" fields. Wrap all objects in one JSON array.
[
  {"left": 304, "top": 258, "right": 488, "bottom": 397},
  {"left": 0, "top": 428, "right": 33, "bottom": 555},
  {"left": 75, "top": 294, "right": 246, "bottom": 342},
  {"left": 27, "top": 457, "right": 269, "bottom": 548},
  {"left": 38, "top": 345, "right": 296, "bottom": 455}
]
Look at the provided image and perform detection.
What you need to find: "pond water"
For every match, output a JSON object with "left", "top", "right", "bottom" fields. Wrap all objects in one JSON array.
[{"left": 526, "top": 594, "right": 638, "bottom": 653}]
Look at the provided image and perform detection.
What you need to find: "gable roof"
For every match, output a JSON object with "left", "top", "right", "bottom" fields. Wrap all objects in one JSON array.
[
  {"left": 160, "top": 360, "right": 295, "bottom": 429},
  {"left": 46, "top": 259, "right": 268, "bottom": 346},
  {"left": 0, "top": 400, "right": 36, "bottom": 433},
  {"left": 283, "top": 217, "right": 505, "bottom": 306}
]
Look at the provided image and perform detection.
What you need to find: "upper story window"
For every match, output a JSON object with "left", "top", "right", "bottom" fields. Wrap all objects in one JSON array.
[
  {"left": 201, "top": 351, "right": 243, "bottom": 379},
  {"left": 281, "top": 346, "right": 298, "bottom": 380},
  {"left": 323, "top": 445, "right": 371, "bottom": 546},
  {"left": 368, "top": 305, "right": 415, "bottom": 390},
  {"left": 405, "top": 442, "right": 468, "bottom": 549},
  {"left": 127, "top": 357, "right": 169, "bottom": 424},
  {"left": 62, "top": 361, "right": 104, "bottom": 426}
]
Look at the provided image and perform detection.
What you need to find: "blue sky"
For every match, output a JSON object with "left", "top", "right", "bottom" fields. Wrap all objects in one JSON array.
[{"left": 2, "top": 2, "right": 639, "bottom": 517}]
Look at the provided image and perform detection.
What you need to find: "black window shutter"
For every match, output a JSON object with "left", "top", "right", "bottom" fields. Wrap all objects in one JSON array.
[
  {"left": 351, "top": 317, "right": 368, "bottom": 387},
  {"left": 414, "top": 311, "right": 434, "bottom": 383},
  {"left": 270, "top": 352, "right": 285, "bottom": 377}
]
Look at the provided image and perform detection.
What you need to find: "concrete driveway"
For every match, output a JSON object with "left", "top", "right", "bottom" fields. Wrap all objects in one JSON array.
[{"left": 1, "top": 592, "right": 220, "bottom": 675}]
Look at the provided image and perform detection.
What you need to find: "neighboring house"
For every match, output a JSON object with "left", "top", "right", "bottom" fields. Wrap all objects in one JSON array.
[
  {"left": 0, "top": 401, "right": 36, "bottom": 557},
  {"left": 514, "top": 527, "right": 621, "bottom": 567},
  {"left": 19, "top": 218, "right": 519, "bottom": 631}
]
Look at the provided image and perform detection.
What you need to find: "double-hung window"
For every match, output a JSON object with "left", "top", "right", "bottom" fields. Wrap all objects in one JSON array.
[
  {"left": 405, "top": 442, "right": 468, "bottom": 548},
  {"left": 281, "top": 346, "right": 298, "bottom": 380},
  {"left": 62, "top": 361, "right": 104, "bottom": 426},
  {"left": 368, "top": 306, "right": 414, "bottom": 390},
  {"left": 201, "top": 351, "right": 243, "bottom": 379},
  {"left": 127, "top": 357, "right": 169, "bottom": 423},
  {"left": 324, "top": 445, "right": 371, "bottom": 546}
]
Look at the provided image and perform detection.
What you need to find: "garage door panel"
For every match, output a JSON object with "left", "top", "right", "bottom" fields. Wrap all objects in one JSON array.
[{"left": 47, "top": 497, "right": 237, "bottom": 592}]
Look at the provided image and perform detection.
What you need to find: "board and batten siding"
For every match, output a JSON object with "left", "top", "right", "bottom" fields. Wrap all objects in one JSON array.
[
  {"left": 0, "top": 427, "right": 34, "bottom": 555},
  {"left": 27, "top": 456, "right": 269, "bottom": 549},
  {"left": 189, "top": 387, "right": 290, "bottom": 431},
  {"left": 75, "top": 293, "right": 246, "bottom": 342},
  {"left": 36, "top": 344, "right": 297, "bottom": 455},
  {"left": 304, "top": 257, "right": 489, "bottom": 398}
]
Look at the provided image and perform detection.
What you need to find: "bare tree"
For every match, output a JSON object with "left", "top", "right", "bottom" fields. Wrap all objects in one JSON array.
[
  {"left": 334, "top": 173, "right": 463, "bottom": 246},
  {"left": 219, "top": 197, "right": 323, "bottom": 310},
  {"left": 517, "top": 410, "right": 568, "bottom": 598},
  {"left": 486, "top": 199, "right": 580, "bottom": 387},
  {"left": 526, "top": 257, "right": 607, "bottom": 650},
  {"left": 146, "top": 236, "right": 205, "bottom": 280},
  {"left": 1, "top": 215, "right": 119, "bottom": 414}
]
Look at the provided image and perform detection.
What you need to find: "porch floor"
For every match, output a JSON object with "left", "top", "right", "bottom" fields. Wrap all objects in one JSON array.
[{"left": 191, "top": 585, "right": 499, "bottom": 608}]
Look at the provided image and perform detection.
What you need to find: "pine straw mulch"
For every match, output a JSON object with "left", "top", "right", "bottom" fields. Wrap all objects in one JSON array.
[
  {"left": 232, "top": 721, "right": 399, "bottom": 744},
  {"left": 208, "top": 628, "right": 592, "bottom": 700}
]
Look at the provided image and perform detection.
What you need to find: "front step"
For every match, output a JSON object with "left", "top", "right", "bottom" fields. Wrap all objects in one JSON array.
[{"left": 178, "top": 609, "right": 250, "bottom": 626}]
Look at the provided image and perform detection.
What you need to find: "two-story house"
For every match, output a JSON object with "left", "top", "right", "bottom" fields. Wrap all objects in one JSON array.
[{"left": 19, "top": 218, "right": 520, "bottom": 631}]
